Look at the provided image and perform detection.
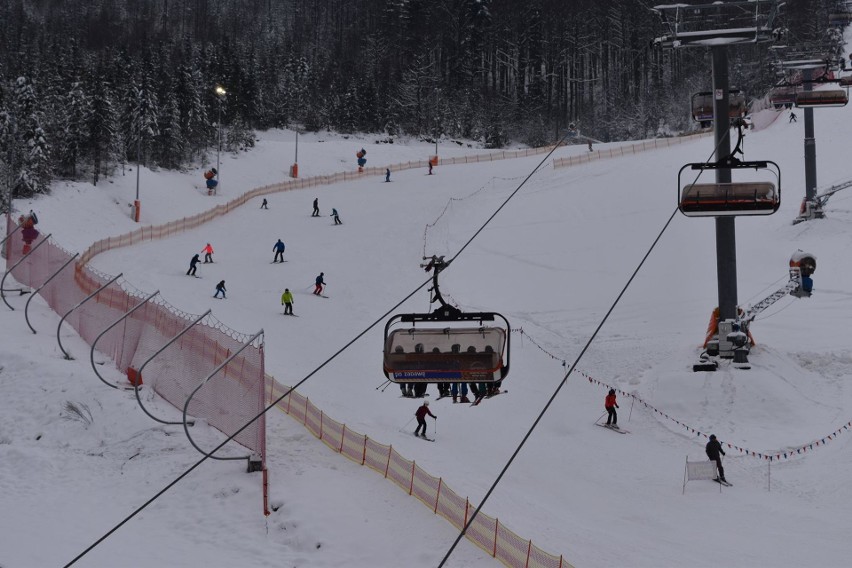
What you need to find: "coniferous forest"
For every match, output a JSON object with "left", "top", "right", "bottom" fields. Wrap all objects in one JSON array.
[{"left": 0, "top": 0, "right": 845, "bottom": 201}]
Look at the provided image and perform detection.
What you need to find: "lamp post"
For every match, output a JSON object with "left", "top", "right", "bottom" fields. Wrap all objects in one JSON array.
[{"left": 214, "top": 84, "right": 227, "bottom": 194}]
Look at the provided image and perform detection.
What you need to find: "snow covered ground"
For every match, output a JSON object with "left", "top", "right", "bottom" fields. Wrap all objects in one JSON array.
[{"left": 3, "top": 98, "right": 852, "bottom": 568}]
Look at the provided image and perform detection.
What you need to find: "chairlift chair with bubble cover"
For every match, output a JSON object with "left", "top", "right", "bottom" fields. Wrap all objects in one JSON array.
[
  {"left": 678, "top": 159, "right": 780, "bottom": 217},
  {"left": 678, "top": 118, "right": 781, "bottom": 217},
  {"left": 691, "top": 90, "right": 746, "bottom": 124},
  {"left": 383, "top": 256, "right": 510, "bottom": 384},
  {"left": 795, "top": 89, "right": 849, "bottom": 108}
]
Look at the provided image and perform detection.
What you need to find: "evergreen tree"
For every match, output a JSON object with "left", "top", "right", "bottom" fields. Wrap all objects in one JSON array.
[{"left": 86, "top": 83, "right": 119, "bottom": 186}]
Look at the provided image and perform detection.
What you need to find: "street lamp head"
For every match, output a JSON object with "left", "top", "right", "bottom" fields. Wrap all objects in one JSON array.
[{"left": 215, "top": 84, "right": 227, "bottom": 97}]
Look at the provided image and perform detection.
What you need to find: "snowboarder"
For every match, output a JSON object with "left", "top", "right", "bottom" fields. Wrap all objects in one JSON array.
[
  {"left": 186, "top": 253, "right": 200, "bottom": 276},
  {"left": 201, "top": 243, "right": 214, "bottom": 263},
  {"left": 385, "top": 168, "right": 391, "bottom": 182},
  {"left": 605, "top": 388, "right": 619, "bottom": 427},
  {"left": 312, "top": 198, "right": 320, "bottom": 217},
  {"left": 706, "top": 434, "right": 727, "bottom": 483},
  {"left": 281, "top": 288, "right": 294, "bottom": 315},
  {"left": 261, "top": 198, "right": 268, "bottom": 209},
  {"left": 214, "top": 280, "right": 227, "bottom": 299},
  {"left": 273, "top": 239, "right": 286, "bottom": 263},
  {"left": 789, "top": 111, "right": 797, "bottom": 123},
  {"left": 313, "top": 272, "right": 326, "bottom": 296},
  {"left": 331, "top": 208, "right": 342, "bottom": 225},
  {"left": 414, "top": 400, "right": 436, "bottom": 438}
]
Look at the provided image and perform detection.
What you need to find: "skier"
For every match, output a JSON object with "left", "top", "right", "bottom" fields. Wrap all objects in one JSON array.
[
  {"left": 588, "top": 140, "right": 594, "bottom": 152},
  {"left": 706, "top": 434, "right": 727, "bottom": 483},
  {"left": 214, "top": 280, "right": 227, "bottom": 299},
  {"left": 789, "top": 111, "right": 797, "bottom": 123},
  {"left": 312, "top": 197, "right": 320, "bottom": 217},
  {"left": 451, "top": 382, "right": 470, "bottom": 404},
  {"left": 261, "top": 198, "right": 268, "bottom": 209},
  {"left": 273, "top": 239, "right": 286, "bottom": 263},
  {"left": 414, "top": 400, "right": 436, "bottom": 438},
  {"left": 428, "top": 162, "right": 433, "bottom": 175},
  {"left": 281, "top": 288, "right": 294, "bottom": 315},
  {"left": 331, "top": 208, "right": 342, "bottom": 225},
  {"left": 313, "top": 272, "right": 326, "bottom": 296},
  {"left": 201, "top": 243, "right": 214, "bottom": 263},
  {"left": 186, "top": 253, "right": 200, "bottom": 276},
  {"left": 385, "top": 168, "right": 391, "bottom": 182},
  {"left": 204, "top": 168, "right": 218, "bottom": 192},
  {"left": 605, "top": 388, "right": 619, "bottom": 427}
]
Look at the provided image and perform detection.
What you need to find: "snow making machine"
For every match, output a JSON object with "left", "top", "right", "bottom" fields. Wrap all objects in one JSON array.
[
  {"left": 383, "top": 256, "right": 510, "bottom": 385},
  {"left": 694, "top": 251, "right": 817, "bottom": 372}
]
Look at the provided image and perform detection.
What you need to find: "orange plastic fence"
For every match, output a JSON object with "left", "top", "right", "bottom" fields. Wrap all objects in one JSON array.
[
  {"left": 77, "top": 145, "right": 558, "bottom": 266},
  {"left": 552, "top": 131, "right": 711, "bottom": 169},
  {"left": 268, "top": 379, "right": 570, "bottom": 568}
]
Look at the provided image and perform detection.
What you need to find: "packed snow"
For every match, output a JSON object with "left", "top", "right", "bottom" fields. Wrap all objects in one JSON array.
[{"left": 3, "top": 102, "right": 852, "bottom": 567}]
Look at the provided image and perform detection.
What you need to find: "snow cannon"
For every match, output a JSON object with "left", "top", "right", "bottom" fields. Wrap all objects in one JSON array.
[{"left": 789, "top": 251, "right": 816, "bottom": 298}]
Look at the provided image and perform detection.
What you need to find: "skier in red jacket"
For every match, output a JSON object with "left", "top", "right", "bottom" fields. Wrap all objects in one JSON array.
[
  {"left": 414, "top": 400, "right": 436, "bottom": 438},
  {"left": 605, "top": 388, "right": 619, "bottom": 427}
]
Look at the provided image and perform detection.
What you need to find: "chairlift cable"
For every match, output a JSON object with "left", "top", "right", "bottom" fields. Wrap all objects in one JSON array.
[
  {"left": 68, "top": 128, "right": 731, "bottom": 567},
  {"left": 66, "top": 135, "right": 568, "bottom": 565},
  {"left": 438, "top": 131, "right": 735, "bottom": 567}
]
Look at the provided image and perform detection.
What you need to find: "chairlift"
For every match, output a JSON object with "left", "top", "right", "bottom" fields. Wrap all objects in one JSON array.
[
  {"left": 769, "top": 86, "right": 797, "bottom": 109},
  {"left": 678, "top": 158, "right": 781, "bottom": 217},
  {"left": 795, "top": 89, "right": 848, "bottom": 108},
  {"left": 383, "top": 256, "right": 510, "bottom": 384},
  {"left": 829, "top": 12, "right": 852, "bottom": 26},
  {"left": 839, "top": 75, "right": 852, "bottom": 87},
  {"left": 691, "top": 90, "right": 746, "bottom": 125}
]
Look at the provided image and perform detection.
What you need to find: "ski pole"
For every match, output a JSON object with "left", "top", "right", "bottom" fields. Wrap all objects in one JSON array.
[
  {"left": 399, "top": 416, "right": 416, "bottom": 432},
  {"left": 375, "top": 379, "right": 390, "bottom": 390},
  {"left": 380, "top": 381, "right": 393, "bottom": 392},
  {"left": 594, "top": 411, "right": 606, "bottom": 425}
]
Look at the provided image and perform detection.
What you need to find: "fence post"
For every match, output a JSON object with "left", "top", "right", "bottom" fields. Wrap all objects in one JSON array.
[
  {"left": 362, "top": 435, "right": 367, "bottom": 465},
  {"left": 385, "top": 445, "right": 392, "bottom": 478},
  {"left": 434, "top": 478, "right": 442, "bottom": 513},
  {"left": 493, "top": 519, "right": 498, "bottom": 557},
  {"left": 320, "top": 410, "right": 324, "bottom": 439},
  {"left": 464, "top": 498, "right": 469, "bottom": 527},
  {"left": 340, "top": 424, "right": 346, "bottom": 452},
  {"left": 409, "top": 461, "right": 416, "bottom": 495},
  {"left": 525, "top": 540, "right": 532, "bottom": 568},
  {"left": 304, "top": 397, "right": 309, "bottom": 426}
]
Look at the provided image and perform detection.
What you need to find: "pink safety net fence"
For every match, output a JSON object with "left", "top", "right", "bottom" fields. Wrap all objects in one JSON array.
[{"left": 4, "top": 216, "right": 266, "bottom": 464}]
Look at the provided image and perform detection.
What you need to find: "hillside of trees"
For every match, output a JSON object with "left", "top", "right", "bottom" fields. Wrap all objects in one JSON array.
[{"left": 0, "top": 0, "right": 845, "bottom": 202}]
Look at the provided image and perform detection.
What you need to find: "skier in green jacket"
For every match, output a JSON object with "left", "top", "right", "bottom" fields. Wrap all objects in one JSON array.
[{"left": 281, "top": 288, "right": 294, "bottom": 315}]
